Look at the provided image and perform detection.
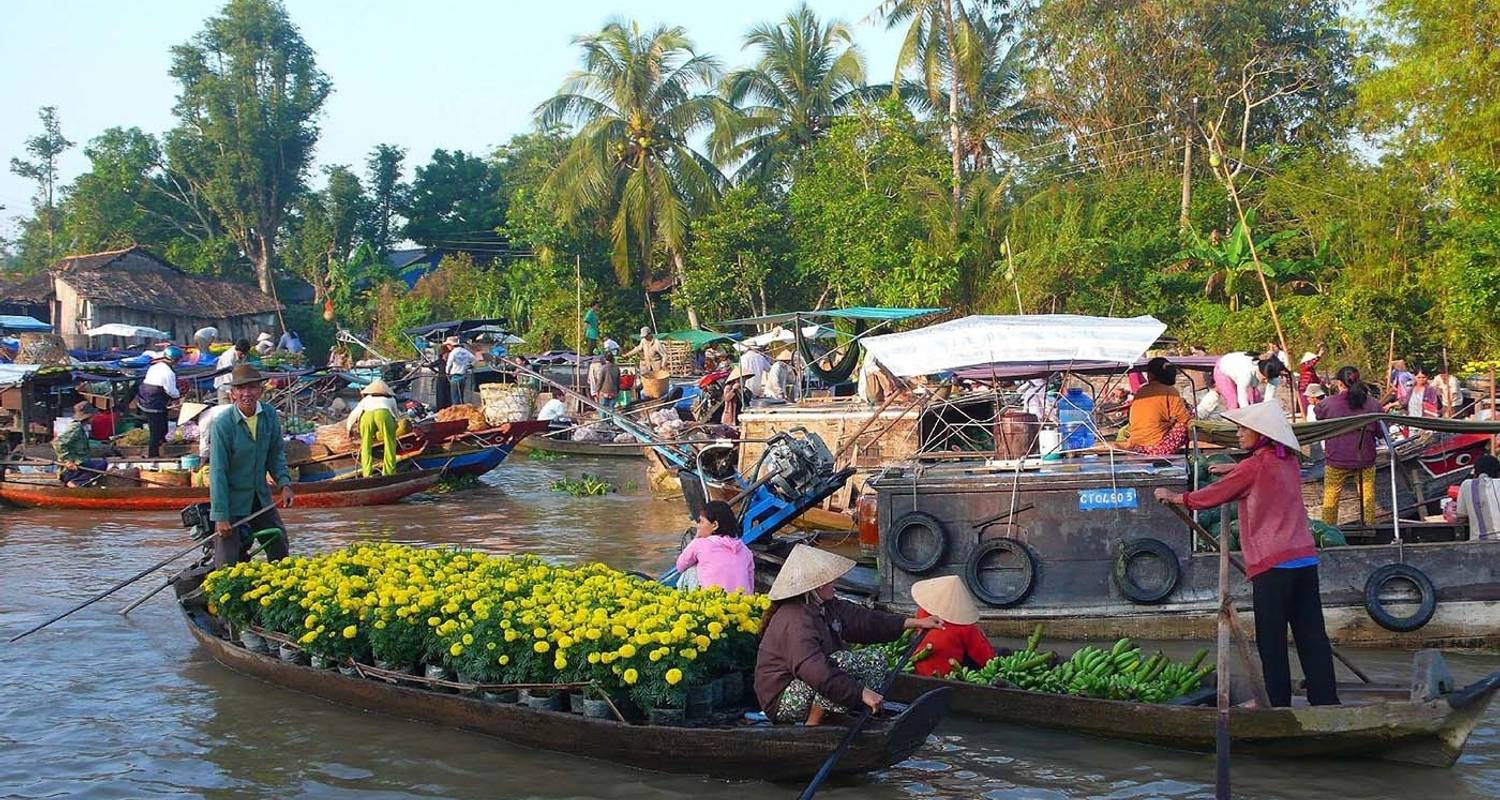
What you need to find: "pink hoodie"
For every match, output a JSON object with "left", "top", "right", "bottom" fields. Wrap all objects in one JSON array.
[{"left": 675, "top": 535, "right": 755, "bottom": 594}]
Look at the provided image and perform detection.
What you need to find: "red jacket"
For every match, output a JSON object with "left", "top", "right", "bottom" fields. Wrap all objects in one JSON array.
[
  {"left": 911, "top": 609, "right": 997, "bottom": 678},
  {"left": 1183, "top": 443, "right": 1316, "bottom": 578}
]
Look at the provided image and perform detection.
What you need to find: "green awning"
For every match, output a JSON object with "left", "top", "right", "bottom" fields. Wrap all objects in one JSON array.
[
  {"left": 718, "top": 307, "right": 947, "bottom": 327},
  {"left": 657, "top": 329, "right": 738, "bottom": 347}
]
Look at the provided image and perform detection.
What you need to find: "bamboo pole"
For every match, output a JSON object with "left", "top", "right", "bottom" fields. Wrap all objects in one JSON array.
[
  {"left": 1491, "top": 367, "right": 1497, "bottom": 455},
  {"left": 1215, "top": 508, "right": 1233, "bottom": 800},
  {"left": 574, "top": 255, "right": 582, "bottom": 398}
]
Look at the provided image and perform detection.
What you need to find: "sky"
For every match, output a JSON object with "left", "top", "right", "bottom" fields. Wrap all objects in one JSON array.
[{"left": 0, "top": 1, "right": 906, "bottom": 240}]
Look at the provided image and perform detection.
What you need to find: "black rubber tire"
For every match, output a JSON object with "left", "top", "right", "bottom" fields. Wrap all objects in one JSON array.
[
  {"left": 886, "top": 511, "right": 949, "bottom": 574},
  {"left": 1364, "top": 563, "right": 1438, "bottom": 633},
  {"left": 1112, "top": 538, "right": 1182, "bottom": 605},
  {"left": 963, "top": 537, "right": 1038, "bottom": 608}
]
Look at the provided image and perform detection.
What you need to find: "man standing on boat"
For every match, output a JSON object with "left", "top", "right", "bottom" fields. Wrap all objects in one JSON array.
[
  {"left": 1155, "top": 403, "right": 1340, "bottom": 708},
  {"left": 137, "top": 346, "right": 183, "bottom": 458},
  {"left": 208, "top": 364, "right": 293, "bottom": 567},
  {"left": 345, "top": 378, "right": 401, "bottom": 477}
]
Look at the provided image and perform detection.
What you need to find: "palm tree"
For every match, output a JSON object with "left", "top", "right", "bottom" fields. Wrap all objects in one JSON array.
[
  {"left": 536, "top": 20, "right": 730, "bottom": 310},
  {"left": 716, "top": 5, "right": 868, "bottom": 184}
]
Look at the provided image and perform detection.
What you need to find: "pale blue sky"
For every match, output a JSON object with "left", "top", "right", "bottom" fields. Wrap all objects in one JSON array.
[{"left": 0, "top": 1, "right": 905, "bottom": 239}]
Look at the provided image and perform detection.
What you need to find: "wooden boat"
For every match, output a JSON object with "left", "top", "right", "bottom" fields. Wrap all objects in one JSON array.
[
  {"left": 515, "top": 432, "right": 649, "bottom": 458},
  {"left": 174, "top": 587, "right": 949, "bottom": 782},
  {"left": 886, "top": 650, "right": 1500, "bottom": 767},
  {"left": 295, "top": 421, "right": 549, "bottom": 481},
  {"left": 0, "top": 469, "right": 443, "bottom": 510}
]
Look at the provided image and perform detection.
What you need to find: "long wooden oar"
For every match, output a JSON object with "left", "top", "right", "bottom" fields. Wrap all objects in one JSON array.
[
  {"left": 797, "top": 631, "right": 928, "bottom": 800},
  {"left": 118, "top": 536, "right": 275, "bottom": 615},
  {"left": 7, "top": 502, "right": 280, "bottom": 643},
  {"left": 6, "top": 455, "right": 158, "bottom": 485},
  {"left": 1161, "top": 500, "right": 1374, "bottom": 684}
]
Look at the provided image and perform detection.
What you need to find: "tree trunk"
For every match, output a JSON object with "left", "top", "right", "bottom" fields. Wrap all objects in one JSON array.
[
  {"left": 943, "top": 0, "right": 962, "bottom": 213},
  {"left": 1179, "top": 133, "right": 1193, "bottom": 230},
  {"left": 673, "top": 250, "right": 700, "bottom": 329}
]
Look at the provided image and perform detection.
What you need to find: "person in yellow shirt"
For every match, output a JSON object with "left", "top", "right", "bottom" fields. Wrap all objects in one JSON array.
[{"left": 346, "top": 379, "right": 401, "bottom": 477}]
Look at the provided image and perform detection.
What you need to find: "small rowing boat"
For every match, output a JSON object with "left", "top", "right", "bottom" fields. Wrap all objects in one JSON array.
[
  {"left": 173, "top": 578, "right": 948, "bottom": 781},
  {"left": 515, "top": 433, "right": 649, "bottom": 458},
  {"left": 886, "top": 649, "right": 1500, "bottom": 767},
  {"left": 0, "top": 469, "right": 442, "bottom": 511}
]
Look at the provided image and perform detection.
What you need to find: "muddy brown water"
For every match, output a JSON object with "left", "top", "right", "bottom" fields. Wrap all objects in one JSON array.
[{"left": 3, "top": 455, "right": 1499, "bottom": 799}]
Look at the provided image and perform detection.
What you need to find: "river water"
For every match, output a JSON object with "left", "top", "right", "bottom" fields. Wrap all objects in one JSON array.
[{"left": 2, "top": 454, "right": 1499, "bottom": 799}]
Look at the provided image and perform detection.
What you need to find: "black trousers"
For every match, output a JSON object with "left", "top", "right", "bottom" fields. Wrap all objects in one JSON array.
[
  {"left": 1251, "top": 565, "right": 1341, "bottom": 707},
  {"left": 212, "top": 495, "right": 290, "bottom": 568},
  {"left": 144, "top": 410, "right": 169, "bottom": 457}
]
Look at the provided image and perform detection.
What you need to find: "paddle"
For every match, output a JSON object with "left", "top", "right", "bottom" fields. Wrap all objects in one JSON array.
[
  {"left": 797, "top": 631, "right": 928, "bottom": 800},
  {"left": 6, "top": 502, "right": 281, "bottom": 643},
  {"left": 5, "top": 454, "right": 158, "bottom": 485},
  {"left": 1160, "top": 500, "right": 1374, "bottom": 684},
  {"left": 118, "top": 535, "right": 277, "bottom": 615}
]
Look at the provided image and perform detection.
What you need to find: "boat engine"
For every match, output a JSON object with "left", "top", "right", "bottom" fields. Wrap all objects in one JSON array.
[{"left": 757, "top": 428, "right": 836, "bottom": 501}]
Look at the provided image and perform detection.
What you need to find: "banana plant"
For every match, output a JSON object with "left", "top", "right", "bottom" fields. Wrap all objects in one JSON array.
[{"left": 1175, "top": 209, "right": 1299, "bottom": 310}]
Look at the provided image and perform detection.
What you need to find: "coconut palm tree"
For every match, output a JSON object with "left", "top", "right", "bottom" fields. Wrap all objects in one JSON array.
[
  {"left": 715, "top": 4, "right": 868, "bottom": 184},
  {"left": 536, "top": 20, "right": 730, "bottom": 301}
]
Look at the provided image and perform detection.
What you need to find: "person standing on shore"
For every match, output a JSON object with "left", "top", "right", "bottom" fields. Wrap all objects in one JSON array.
[
  {"left": 1155, "top": 402, "right": 1340, "bottom": 708},
  {"left": 209, "top": 365, "right": 293, "bottom": 568}
]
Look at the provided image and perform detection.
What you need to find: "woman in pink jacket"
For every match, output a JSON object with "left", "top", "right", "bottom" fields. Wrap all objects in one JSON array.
[{"left": 675, "top": 500, "right": 755, "bottom": 594}]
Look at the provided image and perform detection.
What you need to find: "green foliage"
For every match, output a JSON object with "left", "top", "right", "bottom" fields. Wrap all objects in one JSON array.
[
  {"left": 402, "top": 149, "right": 504, "bottom": 247},
  {"left": 278, "top": 301, "right": 335, "bottom": 365},
  {"left": 682, "top": 185, "right": 798, "bottom": 320},
  {"left": 8, "top": 106, "right": 75, "bottom": 273}
]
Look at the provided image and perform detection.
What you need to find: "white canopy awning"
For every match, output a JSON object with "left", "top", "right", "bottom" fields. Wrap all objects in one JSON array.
[
  {"left": 859, "top": 314, "right": 1168, "bottom": 377},
  {"left": 738, "top": 324, "right": 835, "bottom": 350},
  {"left": 86, "top": 323, "right": 172, "bottom": 339}
]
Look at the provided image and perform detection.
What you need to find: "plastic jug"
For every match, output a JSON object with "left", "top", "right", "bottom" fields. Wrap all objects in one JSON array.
[{"left": 1058, "top": 388, "right": 1096, "bottom": 451}]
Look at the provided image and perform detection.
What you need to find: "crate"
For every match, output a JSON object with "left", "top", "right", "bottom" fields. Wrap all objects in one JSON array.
[{"left": 661, "top": 340, "right": 695, "bottom": 377}]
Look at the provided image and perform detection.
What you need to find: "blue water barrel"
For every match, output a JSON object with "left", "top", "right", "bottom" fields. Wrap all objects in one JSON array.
[{"left": 1057, "top": 388, "right": 1096, "bottom": 450}]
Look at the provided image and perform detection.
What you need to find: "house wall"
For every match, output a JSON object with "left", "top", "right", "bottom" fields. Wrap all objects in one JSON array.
[
  {"left": 61, "top": 298, "right": 279, "bottom": 350},
  {"left": 54, "top": 278, "right": 84, "bottom": 343}
]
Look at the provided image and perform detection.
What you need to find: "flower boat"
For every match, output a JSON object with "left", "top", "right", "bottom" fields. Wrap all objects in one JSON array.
[
  {"left": 0, "top": 469, "right": 442, "bottom": 510},
  {"left": 175, "top": 545, "right": 948, "bottom": 781}
]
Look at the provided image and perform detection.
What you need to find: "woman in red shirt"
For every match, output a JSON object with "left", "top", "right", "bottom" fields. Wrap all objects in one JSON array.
[
  {"left": 1155, "top": 402, "right": 1339, "bottom": 708},
  {"left": 909, "top": 575, "right": 996, "bottom": 678}
]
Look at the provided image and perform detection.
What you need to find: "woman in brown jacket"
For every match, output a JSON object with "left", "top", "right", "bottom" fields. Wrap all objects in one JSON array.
[{"left": 754, "top": 544, "right": 941, "bottom": 724}]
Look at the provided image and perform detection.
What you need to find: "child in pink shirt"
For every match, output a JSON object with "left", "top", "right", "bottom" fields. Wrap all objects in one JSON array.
[{"left": 675, "top": 500, "right": 754, "bottom": 594}]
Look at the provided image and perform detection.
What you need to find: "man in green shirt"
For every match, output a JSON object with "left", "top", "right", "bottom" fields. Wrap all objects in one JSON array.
[
  {"left": 584, "top": 301, "right": 601, "bottom": 351},
  {"left": 208, "top": 364, "right": 294, "bottom": 567},
  {"left": 55, "top": 401, "right": 105, "bottom": 487}
]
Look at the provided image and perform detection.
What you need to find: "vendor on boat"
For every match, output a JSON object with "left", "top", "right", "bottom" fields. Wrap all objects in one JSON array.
[
  {"left": 755, "top": 544, "right": 941, "bottom": 725},
  {"left": 674, "top": 500, "right": 753, "bottom": 593},
  {"left": 1449, "top": 455, "right": 1500, "bottom": 540},
  {"left": 762, "top": 349, "right": 796, "bottom": 403},
  {"left": 624, "top": 327, "right": 666, "bottom": 373},
  {"left": 1127, "top": 357, "right": 1192, "bottom": 455},
  {"left": 55, "top": 401, "right": 106, "bottom": 487},
  {"left": 1155, "top": 402, "right": 1340, "bottom": 708},
  {"left": 1211, "top": 350, "right": 1286, "bottom": 412},
  {"left": 138, "top": 345, "right": 183, "bottom": 458},
  {"left": 214, "top": 338, "right": 250, "bottom": 403},
  {"left": 346, "top": 378, "right": 401, "bottom": 477},
  {"left": 1315, "top": 366, "right": 1385, "bottom": 526},
  {"left": 208, "top": 364, "right": 293, "bottom": 568},
  {"left": 908, "top": 575, "right": 996, "bottom": 679},
  {"left": 444, "top": 336, "right": 477, "bottom": 405}
]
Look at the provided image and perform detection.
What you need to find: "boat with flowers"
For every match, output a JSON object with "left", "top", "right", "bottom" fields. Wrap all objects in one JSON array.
[
  {"left": 174, "top": 544, "right": 948, "bottom": 781},
  {"left": 0, "top": 469, "right": 442, "bottom": 510}
]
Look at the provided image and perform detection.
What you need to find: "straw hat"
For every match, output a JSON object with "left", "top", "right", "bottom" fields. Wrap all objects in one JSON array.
[
  {"left": 443, "top": 336, "right": 461, "bottom": 346},
  {"left": 226, "top": 364, "right": 265, "bottom": 387},
  {"left": 775, "top": 349, "right": 794, "bottom": 362},
  {"left": 177, "top": 401, "right": 210, "bottom": 425},
  {"left": 1305, "top": 383, "right": 1326, "bottom": 399},
  {"left": 1222, "top": 401, "right": 1299, "bottom": 449},
  {"left": 726, "top": 366, "right": 743, "bottom": 383},
  {"left": 72, "top": 401, "right": 97, "bottom": 420},
  {"left": 910, "top": 575, "right": 979, "bottom": 625},
  {"left": 361, "top": 378, "right": 394, "bottom": 397},
  {"left": 1299, "top": 351, "right": 1319, "bottom": 365},
  {"left": 767, "top": 544, "right": 856, "bottom": 601},
  {"left": 257, "top": 332, "right": 274, "bottom": 342}
]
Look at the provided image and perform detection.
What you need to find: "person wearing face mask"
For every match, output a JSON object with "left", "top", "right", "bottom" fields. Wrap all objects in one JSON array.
[
  {"left": 1212, "top": 351, "right": 1287, "bottom": 411},
  {"left": 1156, "top": 403, "right": 1339, "bottom": 708}
]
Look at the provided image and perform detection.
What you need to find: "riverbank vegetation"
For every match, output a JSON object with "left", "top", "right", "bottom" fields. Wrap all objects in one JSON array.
[{"left": 5, "top": 0, "right": 1498, "bottom": 368}]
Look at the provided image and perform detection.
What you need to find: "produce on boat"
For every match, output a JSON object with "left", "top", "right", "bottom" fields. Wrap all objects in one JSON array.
[{"left": 0, "top": 469, "right": 441, "bottom": 510}]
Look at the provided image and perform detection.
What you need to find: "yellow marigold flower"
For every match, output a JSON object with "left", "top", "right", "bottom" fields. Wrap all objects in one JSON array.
[
  {"left": 486, "top": 642, "right": 497, "bottom": 651},
  {"left": 588, "top": 652, "right": 600, "bottom": 664},
  {"left": 618, "top": 643, "right": 637, "bottom": 658},
  {"left": 648, "top": 650, "right": 663, "bottom": 662},
  {"left": 427, "top": 616, "right": 441, "bottom": 627},
  {"left": 342, "top": 625, "right": 357, "bottom": 639},
  {"left": 374, "top": 620, "right": 387, "bottom": 630},
  {"left": 623, "top": 668, "right": 639, "bottom": 685},
  {"left": 553, "top": 656, "right": 567, "bottom": 670},
  {"left": 498, "top": 655, "right": 510, "bottom": 665},
  {"left": 534, "top": 640, "right": 550, "bottom": 653},
  {"left": 299, "top": 631, "right": 317, "bottom": 644},
  {"left": 449, "top": 643, "right": 464, "bottom": 657},
  {"left": 504, "top": 629, "right": 519, "bottom": 642},
  {"left": 462, "top": 633, "right": 474, "bottom": 646},
  {"left": 665, "top": 668, "right": 683, "bottom": 686},
  {"left": 680, "top": 648, "right": 698, "bottom": 661}
]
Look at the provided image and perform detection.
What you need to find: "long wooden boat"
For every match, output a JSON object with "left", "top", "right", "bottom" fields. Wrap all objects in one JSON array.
[
  {"left": 295, "top": 421, "right": 549, "bottom": 481},
  {"left": 0, "top": 469, "right": 442, "bottom": 510},
  {"left": 886, "top": 650, "right": 1500, "bottom": 767},
  {"left": 174, "top": 589, "right": 948, "bottom": 782},
  {"left": 515, "top": 433, "right": 648, "bottom": 458}
]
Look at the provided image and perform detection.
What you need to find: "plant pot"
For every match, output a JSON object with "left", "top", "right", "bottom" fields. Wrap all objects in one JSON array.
[
  {"left": 337, "top": 664, "right": 360, "bottom": 677},
  {"left": 718, "top": 671, "right": 744, "bottom": 706},
  {"left": 482, "top": 688, "right": 519, "bottom": 704},
  {"left": 309, "top": 654, "right": 333, "bottom": 670},
  {"left": 519, "top": 688, "right": 567, "bottom": 712},
  {"left": 684, "top": 684, "right": 714, "bottom": 719},
  {"left": 238, "top": 630, "right": 268, "bottom": 654},
  {"left": 646, "top": 706, "right": 685, "bottom": 727},
  {"left": 424, "top": 663, "right": 455, "bottom": 693},
  {"left": 277, "top": 643, "right": 307, "bottom": 665},
  {"left": 373, "top": 659, "right": 417, "bottom": 683},
  {"left": 569, "top": 691, "right": 588, "bottom": 714},
  {"left": 582, "top": 697, "right": 615, "bottom": 720}
]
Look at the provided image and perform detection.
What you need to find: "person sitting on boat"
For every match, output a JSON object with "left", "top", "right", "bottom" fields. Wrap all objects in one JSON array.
[
  {"left": 55, "top": 401, "right": 107, "bottom": 487},
  {"left": 1128, "top": 357, "right": 1193, "bottom": 456},
  {"left": 254, "top": 332, "right": 275, "bottom": 357},
  {"left": 908, "top": 575, "right": 996, "bottom": 679},
  {"left": 674, "top": 500, "right": 753, "bottom": 594},
  {"left": 1155, "top": 402, "right": 1340, "bottom": 708},
  {"left": 1315, "top": 366, "right": 1385, "bottom": 526},
  {"left": 1211, "top": 350, "right": 1286, "bottom": 412},
  {"left": 755, "top": 544, "right": 942, "bottom": 725},
  {"left": 1449, "top": 455, "right": 1500, "bottom": 540},
  {"left": 346, "top": 379, "right": 401, "bottom": 478},
  {"left": 208, "top": 364, "right": 293, "bottom": 568},
  {"left": 138, "top": 346, "right": 183, "bottom": 458}
]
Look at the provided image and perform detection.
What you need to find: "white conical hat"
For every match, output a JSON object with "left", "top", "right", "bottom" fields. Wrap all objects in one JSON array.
[
  {"left": 767, "top": 544, "right": 856, "bottom": 601},
  {"left": 177, "top": 402, "right": 210, "bottom": 425},
  {"left": 1223, "top": 400, "right": 1299, "bottom": 449},
  {"left": 910, "top": 574, "right": 979, "bottom": 625},
  {"left": 361, "top": 378, "right": 393, "bottom": 397}
]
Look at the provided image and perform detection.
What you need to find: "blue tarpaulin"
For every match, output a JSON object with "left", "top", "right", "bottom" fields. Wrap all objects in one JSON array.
[{"left": 0, "top": 315, "right": 52, "bottom": 333}]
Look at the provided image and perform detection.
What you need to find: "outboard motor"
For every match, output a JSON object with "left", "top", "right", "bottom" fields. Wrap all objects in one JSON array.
[{"left": 757, "top": 429, "right": 836, "bottom": 501}]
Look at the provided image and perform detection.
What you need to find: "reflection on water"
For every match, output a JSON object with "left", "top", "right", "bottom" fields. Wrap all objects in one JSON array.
[{"left": 2, "top": 454, "right": 1499, "bottom": 799}]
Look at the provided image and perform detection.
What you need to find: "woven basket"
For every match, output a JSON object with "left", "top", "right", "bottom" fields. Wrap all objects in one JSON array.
[
  {"left": 14, "top": 333, "right": 70, "bottom": 366},
  {"left": 138, "top": 469, "right": 191, "bottom": 487}
]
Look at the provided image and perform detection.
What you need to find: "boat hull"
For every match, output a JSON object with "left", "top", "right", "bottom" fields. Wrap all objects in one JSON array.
[
  {"left": 178, "top": 602, "right": 947, "bottom": 781},
  {"left": 0, "top": 470, "right": 442, "bottom": 510},
  {"left": 515, "top": 434, "right": 646, "bottom": 458}
]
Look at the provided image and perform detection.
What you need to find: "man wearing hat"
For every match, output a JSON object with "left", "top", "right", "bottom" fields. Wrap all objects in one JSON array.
[
  {"left": 762, "top": 349, "right": 797, "bottom": 403},
  {"left": 444, "top": 336, "right": 477, "bottom": 405},
  {"left": 755, "top": 544, "right": 940, "bottom": 724},
  {"left": 908, "top": 575, "right": 997, "bottom": 678},
  {"left": 208, "top": 364, "right": 294, "bottom": 568},
  {"left": 623, "top": 327, "right": 666, "bottom": 374},
  {"left": 55, "top": 401, "right": 107, "bottom": 487},
  {"left": 346, "top": 378, "right": 401, "bottom": 477},
  {"left": 1155, "top": 402, "right": 1339, "bottom": 708},
  {"left": 138, "top": 345, "right": 183, "bottom": 458}
]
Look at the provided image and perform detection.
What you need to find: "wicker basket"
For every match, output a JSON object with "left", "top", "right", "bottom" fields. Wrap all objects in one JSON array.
[
  {"left": 138, "top": 469, "right": 191, "bottom": 487},
  {"left": 641, "top": 370, "right": 672, "bottom": 399}
]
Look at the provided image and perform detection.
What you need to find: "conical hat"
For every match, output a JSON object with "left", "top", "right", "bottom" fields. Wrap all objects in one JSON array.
[
  {"left": 178, "top": 402, "right": 210, "bottom": 425},
  {"left": 910, "top": 575, "right": 979, "bottom": 625},
  {"left": 361, "top": 378, "right": 393, "bottom": 396},
  {"left": 1223, "top": 400, "right": 1299, "bottom": 449},
  {"left": 767, "top": 544, "right": 855, "bottom": 601}
]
